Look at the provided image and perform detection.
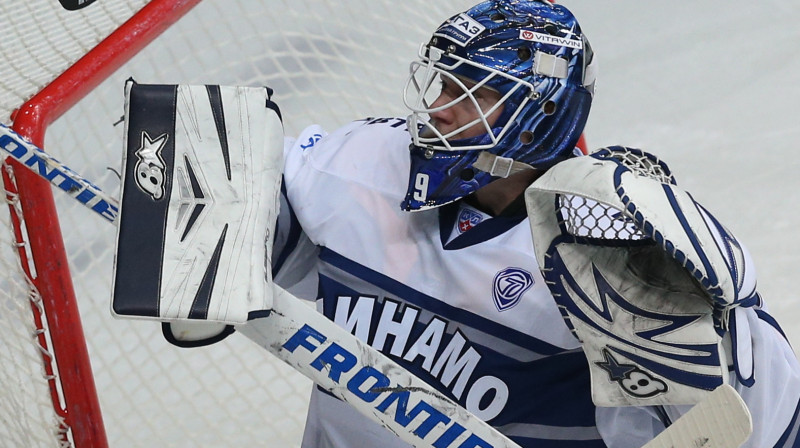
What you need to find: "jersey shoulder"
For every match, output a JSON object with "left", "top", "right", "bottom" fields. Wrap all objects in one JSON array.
[{"left": 284, "top": 117, "right": 412, "bottom": 199}]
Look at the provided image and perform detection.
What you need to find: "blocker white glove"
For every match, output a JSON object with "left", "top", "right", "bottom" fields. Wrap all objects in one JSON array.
[{"left": 112, "top": 81, "right": 283, "bottom": 326}]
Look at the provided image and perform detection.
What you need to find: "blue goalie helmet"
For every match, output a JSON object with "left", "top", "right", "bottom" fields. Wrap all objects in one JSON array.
[{"left": 401, "top": 0, "right": 596, "bottom": 211}]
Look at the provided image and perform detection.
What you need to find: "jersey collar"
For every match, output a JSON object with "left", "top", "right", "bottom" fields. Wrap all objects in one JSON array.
[{"left": 438, "top": 198, "right": 527, "bottom": 250}]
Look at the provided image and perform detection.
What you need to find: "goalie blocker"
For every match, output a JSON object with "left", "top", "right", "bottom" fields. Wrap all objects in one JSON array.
[{"left": 112, "top": 80, "right": 283, "bottom": 328}]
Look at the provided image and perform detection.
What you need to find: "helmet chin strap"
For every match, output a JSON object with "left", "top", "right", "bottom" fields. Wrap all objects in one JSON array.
[{"left": 473, "top": 151, "right": 533, "bottom": 178}]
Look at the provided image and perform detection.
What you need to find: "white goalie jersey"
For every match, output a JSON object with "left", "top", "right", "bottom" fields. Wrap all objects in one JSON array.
[{"left": 255, "top": 118, "right": 800, "bottom": 448}]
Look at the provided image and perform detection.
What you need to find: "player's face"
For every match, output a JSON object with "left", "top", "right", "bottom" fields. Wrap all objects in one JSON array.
[{"left": 427, "top": 76, "right": 504, "bottom": 141}]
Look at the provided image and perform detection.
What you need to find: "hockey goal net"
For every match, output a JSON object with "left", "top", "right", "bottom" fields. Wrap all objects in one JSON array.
[{"left": 0, "top": 0, "right": 473, "bottom": 446}]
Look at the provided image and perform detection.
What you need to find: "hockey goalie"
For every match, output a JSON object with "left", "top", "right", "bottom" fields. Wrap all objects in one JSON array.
[
  {"left": 110, "top": 85, "right": 800, "bottom": 447},
  {"left": 109, "top": 0, "right": 800, "bottom": 446}
]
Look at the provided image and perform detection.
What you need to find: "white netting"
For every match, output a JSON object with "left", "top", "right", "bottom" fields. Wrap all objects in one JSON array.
[
  {"left": 1, "top": 164, "right": 66, "bottom": 448},
  {"left": 0, "top": 0, "right": 150, "bottom": 122},
  {"left": 557, "top": 193, "right": 648, "bottom": 241},
  {"left": 556, "top": 148, "right": 677, "bottom": 242},
  {"left": 596, "top": 147, "right": 674, "bottom": 185},
  {"left": 1, "top": 0, "right": 475, "bottom": 446}
]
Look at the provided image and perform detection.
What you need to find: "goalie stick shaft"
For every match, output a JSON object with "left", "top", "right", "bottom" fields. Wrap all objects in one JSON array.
[
  {"left": 0, "top": 122, "right": 119, "bottom": 222},
  {"left": 242, "top": 286, "right": 523, "bottom": 448},
  {"left": 641, "top": 384, "right": 752, "bottom": 448}
]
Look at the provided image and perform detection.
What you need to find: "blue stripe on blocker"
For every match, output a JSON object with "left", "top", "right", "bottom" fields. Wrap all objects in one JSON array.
[{"left": 113, "top": 82, "right": 177, "bottom": 318}]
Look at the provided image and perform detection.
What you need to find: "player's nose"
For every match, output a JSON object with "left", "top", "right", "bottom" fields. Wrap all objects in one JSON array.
[{"left": 428, "top": 96, "right": 454, "bottom": 130}]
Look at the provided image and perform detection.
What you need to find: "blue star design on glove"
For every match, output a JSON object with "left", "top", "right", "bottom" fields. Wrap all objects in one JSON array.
[{"left": 595, "top": 348, "right": 636, "bottom": 381}]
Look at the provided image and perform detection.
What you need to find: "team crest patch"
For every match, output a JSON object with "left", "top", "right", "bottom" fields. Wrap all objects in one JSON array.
[
  {"left": 134, "top": 131, "right": 169, "bottom": 200},
  {"left": 492, "top": 267, "right": 534, "bottom": 311},
  {"left": 595, "top": 348, "right": 667, "bottom": 398},
  {"left": 457, "top": 208, "right": 483, "bottom": 234}
]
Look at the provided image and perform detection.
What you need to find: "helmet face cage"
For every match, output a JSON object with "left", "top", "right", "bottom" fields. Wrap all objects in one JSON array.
[
  {"left": 403, "top": 44, "right": 534, "bottom": 151},
  {"left": 401, "top": 0, "right": 594, "bottom": 212}
]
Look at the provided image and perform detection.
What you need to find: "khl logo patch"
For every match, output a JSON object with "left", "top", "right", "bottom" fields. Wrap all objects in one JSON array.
[
  {"left": 595, "top": 348, "right": 667, "bottom": 398},
  {"left": 134, "top": 131, "right": 168, "bottom": 200},
  {"left": 457, "top": 208, "right": 483, "bottom": 234},
  {"left": 492, "top": 267, "right": 534, "bottom": 311}
]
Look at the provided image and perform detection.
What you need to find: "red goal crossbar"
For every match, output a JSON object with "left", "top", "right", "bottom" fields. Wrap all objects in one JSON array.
[{"left": 4, "top": 1, "right": 202, "bottom": 446}]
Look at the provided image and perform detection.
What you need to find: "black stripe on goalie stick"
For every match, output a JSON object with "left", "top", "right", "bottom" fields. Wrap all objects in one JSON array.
[
  {"left": 0, "top": 123, "right": 119, "bottom": 222},
  {"left": 58, "top": 0, "right": 99, "bottom": 11}
]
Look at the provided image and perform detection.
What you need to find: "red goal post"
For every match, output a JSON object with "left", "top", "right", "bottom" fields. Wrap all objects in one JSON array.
[
  {"left": 0, "top": 0, "right": 475, "bottom": 446},
  {"left": 4, "top": 1, "right": 204, "bottom": 446}
]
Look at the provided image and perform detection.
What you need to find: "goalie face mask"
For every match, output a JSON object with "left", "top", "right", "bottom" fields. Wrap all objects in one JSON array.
[
  {"left": 525, "top": 146, "right": 759, "bottom": 407},
  {"left": 401, "top": 0, "right": 595, "bottom": 211}
]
